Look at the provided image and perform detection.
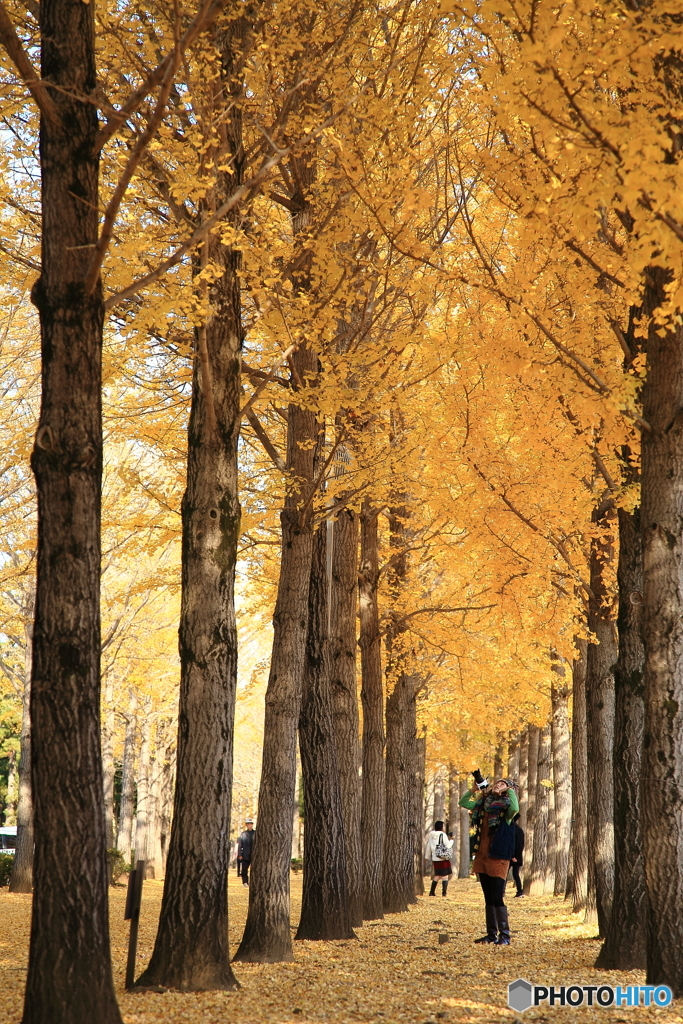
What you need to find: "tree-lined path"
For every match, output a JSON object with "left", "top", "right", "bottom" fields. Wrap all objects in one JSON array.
[
  {"left": 2, "top": 876, "right": 681, "bottom": 1024},
  {"left": 2, "top": 2, "right": 683, "bottom": 1021}
]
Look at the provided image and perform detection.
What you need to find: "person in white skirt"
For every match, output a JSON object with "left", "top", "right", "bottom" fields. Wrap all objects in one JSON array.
[{"left": 425, "top": 819, "right": 454, "bottom": 896}]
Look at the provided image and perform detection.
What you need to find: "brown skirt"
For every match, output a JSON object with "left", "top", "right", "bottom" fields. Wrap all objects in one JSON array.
[
  {"left": 472, "top": 823, "right": 510, "bottom": 880},
  {"left": 432, "top": 859, "right": 452, "bottom": 877}
]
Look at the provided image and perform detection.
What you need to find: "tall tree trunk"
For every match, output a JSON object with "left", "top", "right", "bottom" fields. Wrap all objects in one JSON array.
[
  {"left": 596, "top": 505, "right": 646, "bottom": 969},
  {"left": 432, "top": 771, "right": 445, "bottom": 824},
  {"left": 518, "top": 729, "right": 529, "bottom": 832},
  {"left": 458, "top": 778, "right": 470, "bottom": 878},
  {"left": 383, "top": 670, "right": 417, "bottom": 912},
  {"left": 528, "top": 725, "right": 550, "bottom": 896},
  {"left": 135, "top": 21, "right": 247, "bottom": 990},
  {"left": 493, "top": 739, "right": 504, "bottom": 781},
  {"left": 116, "top": 695, "right": 137, "bottom": 866},
  {"left": 508, "top": 735, "right": 520, "bottom": 783},
  {"left": 10, "top": 605, "right": 34, "bottom": 894},
  {"left": 20, "top": 1, "right": 121, "bottom": 1019},
  {"left": 585, "top": 505, "right": 617, "bottom": 937},
  {"left": 569, "top": 639, "right": 588, "bottom": 912},
  {"left": 546, "top": 769, "right": 556, "bottom": 894},
  {"left": 134, "top": 708, "right": 151, "bottom": 870},
  {"left": 551, "top": 669, "right": 572, "bottom": 896},
  {"left": 522, "top": 727, "right": 539, "bottom": 895},
  {"left": 102, "top": 679, "right": 116, "bottom": 851},
  {"left": 359, "top": 502, "right": 385, "bottom": 920},
  {"left": 235, "top": 343, "right": 317, "bottom": 962},
  {"left": 328, "top": 506, "right": 362, "bottom": 927},
  {"left": 448, "top": 768, "right": 460, "bottom": 857},
  {"left": 412, "top": 725, "right": 425, "bottom": 898},
  {"left": 296, "top": 507, "right": 354, "bottom": 941},
  {"left": 640, "top": 268, "right": 683, "bottom": 993}
]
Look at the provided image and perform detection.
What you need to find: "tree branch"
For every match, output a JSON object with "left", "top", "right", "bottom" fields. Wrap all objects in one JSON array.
[{"left": 0, "top": 1, "right": 59, "bottom": 125}]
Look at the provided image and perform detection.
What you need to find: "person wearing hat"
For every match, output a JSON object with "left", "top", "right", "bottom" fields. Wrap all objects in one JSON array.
[
  {"left": 459, "top": 777, "right": 519, "bottom": 945},
  {"left": 237, "top": 818, "right": 255, "bottom": 886}
]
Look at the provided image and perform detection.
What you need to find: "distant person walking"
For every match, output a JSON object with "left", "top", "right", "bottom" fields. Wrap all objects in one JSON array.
[
  {"left": 425, "top": 819, "right": 454, "bottom": 897},
  {"left": 511, "top": 813, "right": 525, "bottom": 897},
  {"left": 460, "top": 777, "right": 519, "bottom": 944},
  {"left": 237, "top": 818, "right": 255, "bottom": 886}
]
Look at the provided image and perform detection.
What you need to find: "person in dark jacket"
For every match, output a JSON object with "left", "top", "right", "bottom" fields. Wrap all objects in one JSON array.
[
  {"left": 237, "top": 818, "right": 255, "bottom": 885},
  {"left": 511, "top": 813, "right": 525, "bottom": 897}
]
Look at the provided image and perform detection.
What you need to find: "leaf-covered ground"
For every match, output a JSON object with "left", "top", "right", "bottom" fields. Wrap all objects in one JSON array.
[{"left": 1, "top": 875, "right": 681, "bottom": 1023}]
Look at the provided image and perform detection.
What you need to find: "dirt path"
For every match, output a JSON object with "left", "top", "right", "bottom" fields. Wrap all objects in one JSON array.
[{"left": 1, "top": 876, "right": 680, "bottom": 1022}]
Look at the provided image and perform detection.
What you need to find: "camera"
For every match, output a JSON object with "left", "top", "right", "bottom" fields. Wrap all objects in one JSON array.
[{"left": 472, "top": 768, "right": 489, "bottom": 791}]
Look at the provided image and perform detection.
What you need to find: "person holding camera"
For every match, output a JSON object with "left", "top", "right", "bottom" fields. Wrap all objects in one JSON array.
[
  {"left": 424, "top": 819, "right": 454, "bottom": 897},
  {"left": 459, "top": 773, "right": 519, "bottom": 945}
]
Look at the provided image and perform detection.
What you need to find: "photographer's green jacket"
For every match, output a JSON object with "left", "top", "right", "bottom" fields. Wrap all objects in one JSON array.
[{"left": 458, "top": 787, "right": 519, "bottom": 822}]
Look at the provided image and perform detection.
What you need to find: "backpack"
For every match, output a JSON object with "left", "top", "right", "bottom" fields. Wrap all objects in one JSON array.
[{"left": 434, "top": 832, "right": 451, "bottom": 859}]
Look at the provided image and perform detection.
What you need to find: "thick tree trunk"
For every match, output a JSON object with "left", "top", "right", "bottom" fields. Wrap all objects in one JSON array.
[
  {"left": 21, "top": 1, "right": 121, "bottom": 1020},
  {"left": 528, "top": 725, "right": 550, "bottom": 896},
  {"left": 569, "top": 639, "right": 588, "bottom": 912},
  {"left": 10, "top": 615, "right": 34, "bottom": 894},
  {"left": 551, "top": 672, "right": 571, "bottom": 896},
  {"left": 234, "top": 342, "right": 317, "bottom": 962},
  {"left": 135, "top": 22, "right": 247, "bottom": 990},
  {"left": 116, "top": 696, "right": 137, "bottom": 866},
  {"left": 585, "top": 505, "right": 617, "bottom": 937},
  {"left": 458, "top": 778, "right": 470, "bottom": 877},
  {"left": 359, "top": 503, "right": 385, "bottom": 920},
  {"left": 328, "top": 506, "right": 362, "bottom": 927},
  {"left": 383, "top": 670, "right": 417, "bottom": 913},
  {"left": 596, "top": 505, "right": 646, "bottom": 969},
  {"left": 639, "top": 273, "right": 683, "bottom": 991},
  {"left": 522, "top": 727, "right": 539, "bottom": 895},
  {"left": 296, "top": 520, "right": 354, "bottom": 940},
  {"left": 518, "top": 729, "right": 529, "bottom": 832}
]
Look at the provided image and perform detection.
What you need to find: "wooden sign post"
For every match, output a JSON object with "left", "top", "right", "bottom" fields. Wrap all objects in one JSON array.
[{"left": 124, "top": 859, "right": 145, "bottom": 990}]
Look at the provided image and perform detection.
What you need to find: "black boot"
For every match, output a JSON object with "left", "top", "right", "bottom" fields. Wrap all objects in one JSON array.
[
  {"left": 473, "top": 904, "right": 497, "bottom": 943},
  {"left": 429, "top": 880, "right": 437, "bottom": 896},
  {"left": 494, "top": 905, "right": 511, "bottom": 945},
  {"left": 442, "top": 880, "right": 448, "bottom": 897}
]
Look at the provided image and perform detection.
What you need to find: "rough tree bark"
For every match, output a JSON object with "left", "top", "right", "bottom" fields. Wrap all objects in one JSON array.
[
  {"left": 569, "top": 639, "right": 588, "bottom": 912},
  {"left": 458, "top": 778, "right": 470, "bottom": 877},
  {"left": 518, "top": 729, "right": 529, "bottom": 833},
  {"left": 296, "top": 518, "right": 354, "bottom": 941},
  {"left": 522, "top": 726, "right": 540, "bottom": 896},
  {"left": 359, "top": 502, "right": 385, "bottom": 921},
  {"left": 234, "top": 156, "right": 318, "bottom": 960},
  {"left": 135, "top": 20, "right": 248, "bottom": 990},
  {"left": 101, "top": 680, "right": 116, "bottom": 851},
  {"left": 432, "top": 771, "right": 445, "bottom": 824},
  {"left": 639, "top": 265, "right": 683, "bottom": 993},
  {"left": 550, "top": 663, "right": 571, "bottom": 896},
  {"left": 328, "top": 505, "right": 363, "bottom": 927},
  {"left": 412, "top": 725, "right": 425, "bottom": 898},
  {"left": 528, "top": 725, "right": 550, "bottom": 896},
  {"left": 585, "top": 504, "right": 617, "bottom": 937},
  {"left": 10, "top": 604, "right": 34, "bottom": 894},
  {"left": 383, "top": 670, "right": 419, "bottom": 912},
  {"left": 116, "top": 694, "right": 137, "bottom": 866},
  {"left": 596, "top": 505, "right": 646, "bottom": 969},
  {"left": 18, "top": 0, "right": 122, "bottom": 1019},
  {"left": 448, "top": 768, "right": 460, "bottom": 857}
]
